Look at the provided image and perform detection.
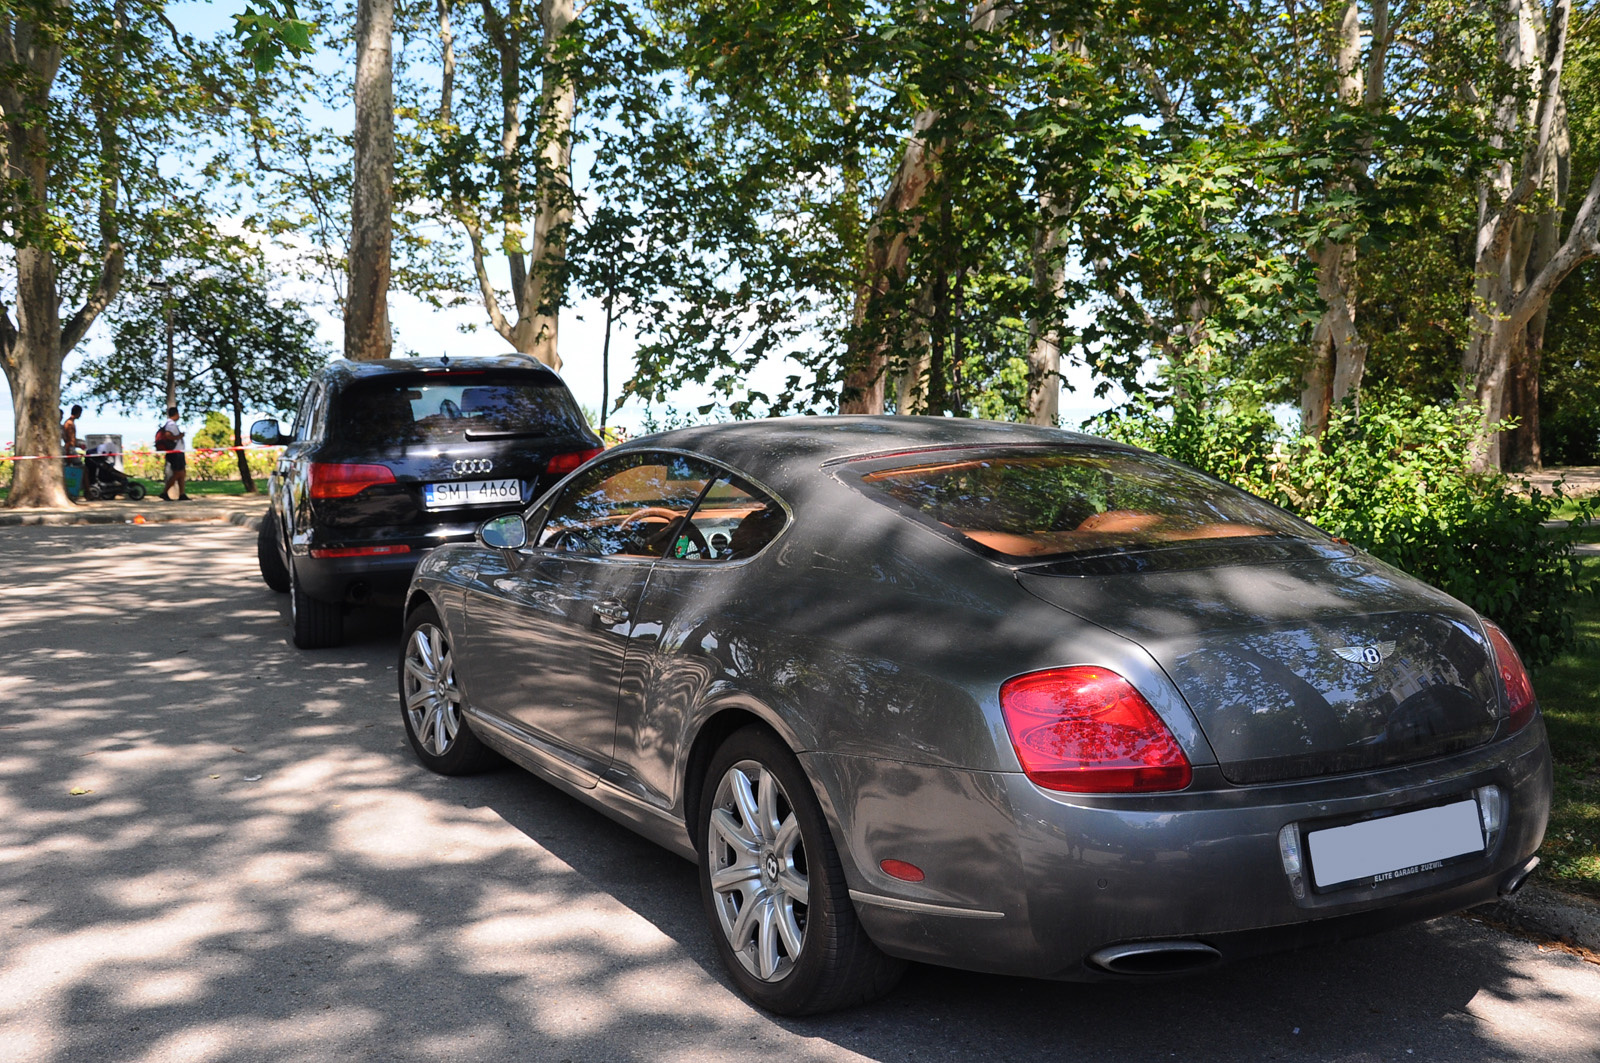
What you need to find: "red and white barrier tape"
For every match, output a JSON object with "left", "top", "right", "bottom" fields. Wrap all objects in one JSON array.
[{"left": 0, "top": 445, "right": 284, "bottom": 462}]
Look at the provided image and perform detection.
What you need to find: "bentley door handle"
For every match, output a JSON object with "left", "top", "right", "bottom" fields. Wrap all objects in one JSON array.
[{"left": 594, "top": 599, "right": 631, "bottom": 625}]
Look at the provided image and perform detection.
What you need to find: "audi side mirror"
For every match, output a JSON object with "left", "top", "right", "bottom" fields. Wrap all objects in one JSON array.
[{"left": 249, "top": 418, "right": 289, "bottom": 446}]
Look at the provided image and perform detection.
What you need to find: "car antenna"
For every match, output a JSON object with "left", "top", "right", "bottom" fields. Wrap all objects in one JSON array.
[{"left": 440, "top": 353, "right": 450, "bottom": 365}]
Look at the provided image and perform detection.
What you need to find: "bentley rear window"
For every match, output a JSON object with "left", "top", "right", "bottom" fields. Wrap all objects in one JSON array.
[{"left": 853, "top": 448, "right": 1316, "bottom": 561}]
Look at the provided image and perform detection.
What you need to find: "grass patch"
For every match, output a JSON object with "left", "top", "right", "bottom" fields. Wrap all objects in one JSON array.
[
  {"left": 127, "top": 478, "right": 261, "bottom": 497},
  {"left": 1533, "top": 555, "right": 1600, "bottom": 900},
  {"left": 1547, "top": 495, "right": 1600, "bottom": 522}
]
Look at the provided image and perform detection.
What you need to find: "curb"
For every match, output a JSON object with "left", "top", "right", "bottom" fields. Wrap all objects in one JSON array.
[
  {"left": 0, "top": 500, "right": 269, "bottom": 527},
  {"left": 1468, "top": 884, "right": 1600, "bottom": 958},
  {"left": 0, "top": 508, "right": 144, "bottom": 526}
]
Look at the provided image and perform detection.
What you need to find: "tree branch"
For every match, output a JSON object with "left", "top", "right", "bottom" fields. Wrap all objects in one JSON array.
[
  {"left": 157, "top": 12, "right": 197, "bottom": 61},
  {"left": 0, "top": 300, "right": 16, "bottom": 368},
  {"left": 1133, "top": 60, "right": 1178, "bottom": 123},
  {"left": 1504, "top": 0, "right": 1571, "bottom": 213},
  {"left": 61, "top": 241, "right": 126, "bottom": 353},
  {"left": 1508, "top": 163, "right": 1600, "bottom": 337},
  {"left": 459, "top": 212, "right": 515, "bottom": 343},
  {"left": 1364, "top": 0, "right": 1390, "bottom": 113}
]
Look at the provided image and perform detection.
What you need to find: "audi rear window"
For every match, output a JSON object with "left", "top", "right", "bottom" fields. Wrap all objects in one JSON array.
[
  {"left": 334, "top": 373, "right": 588, "bottom": 446},
  {"left": 850, "top": 447, "right": 1318, "bottom": 562}
]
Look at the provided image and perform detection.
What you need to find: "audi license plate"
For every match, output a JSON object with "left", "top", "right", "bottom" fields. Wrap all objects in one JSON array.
[
  {"left": 423, "top": 478, "right": 521, "bottom": 510},
  {"left": 1307, "top": 799, "right": 1484, "bottom": 889}
]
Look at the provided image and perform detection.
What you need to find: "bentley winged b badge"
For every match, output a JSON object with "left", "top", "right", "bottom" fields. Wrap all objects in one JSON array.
[{"left": 1334, "top": 641, "right": 1397, "bottom": 670}]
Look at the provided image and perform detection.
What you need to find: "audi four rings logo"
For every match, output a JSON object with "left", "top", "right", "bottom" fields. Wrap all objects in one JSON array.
[{"left": 452, "top": 458, "right": 494, "bottom": 475}]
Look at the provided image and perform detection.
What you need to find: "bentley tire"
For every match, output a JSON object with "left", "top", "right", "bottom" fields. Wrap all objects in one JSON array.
[
  {"left": 399, "top": 603, "right": 497, "bottom": 775},
  {"left": 697, "top": 727, "right": 904, "bottom": 1014}
]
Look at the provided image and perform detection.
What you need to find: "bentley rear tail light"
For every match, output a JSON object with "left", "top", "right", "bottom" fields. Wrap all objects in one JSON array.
[
  {"left": 1482, "top": 620, "right": 1537, "bottom": 733},
  {"left": 547, "top": 447, "right": 605, "bottom": 476},
  {"left": 999, "top": 667, "right": 1192, "bottom": 793},
  {"left": 309, "top": 462, "right": 397, "bottom": 499}
]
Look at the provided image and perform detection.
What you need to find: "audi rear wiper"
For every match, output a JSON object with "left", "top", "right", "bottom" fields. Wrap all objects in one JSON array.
[{"left": 465, "top": 428, "right": 552, "bottom": 440}]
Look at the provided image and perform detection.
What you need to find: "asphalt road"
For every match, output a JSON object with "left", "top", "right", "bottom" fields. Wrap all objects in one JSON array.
[{"left": 2, "top": 522, "right": 1597, "bottom": 1063}]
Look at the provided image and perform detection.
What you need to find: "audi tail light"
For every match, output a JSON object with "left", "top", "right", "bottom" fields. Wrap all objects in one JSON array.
[
  {"left": 1482, "top": 620, "right": 1537, "bottom": 733},
  {"left": 999, "top": 666, "right": 1192, "bottom": 793},
  {"left": 309, "top": 462, "right": 397, "bottom": 499},
  {"left": 547, "top": 447, "right": 604, "bottom": 476}
]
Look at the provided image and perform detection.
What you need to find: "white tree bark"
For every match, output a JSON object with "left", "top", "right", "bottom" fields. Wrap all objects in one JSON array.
[
  {"left": 1300, "top": 0, "right": 1383, "bottom": 435},
  {"left": 1462, "top": 0, "right": 1598, "bottom": 470}
]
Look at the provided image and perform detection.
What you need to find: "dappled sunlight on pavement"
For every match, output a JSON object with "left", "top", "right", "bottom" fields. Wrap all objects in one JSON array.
[{"left": 1, "top": 523, "right": 1597, "bottom": 1062}]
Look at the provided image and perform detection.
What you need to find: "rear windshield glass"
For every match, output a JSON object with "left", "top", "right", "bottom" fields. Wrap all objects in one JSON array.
[
  {"left": 334, "top": 373, "right": 587, "bottom": 446},
  {"left": 854, "top": 448, "right": 1317, "bottom": 561}
]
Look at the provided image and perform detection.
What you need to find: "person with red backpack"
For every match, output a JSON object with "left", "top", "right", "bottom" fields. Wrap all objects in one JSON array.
[{"left": 155, "top": 405, "right": 189, "bottom": 501}]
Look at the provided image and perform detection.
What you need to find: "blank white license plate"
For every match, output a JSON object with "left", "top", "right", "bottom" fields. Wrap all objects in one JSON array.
[
  {"left": 423, "top": 478, "right": 521, "bottom": 509},
  {"left": 1307, "top": 799, "right": 1484, "bottom": 889}
]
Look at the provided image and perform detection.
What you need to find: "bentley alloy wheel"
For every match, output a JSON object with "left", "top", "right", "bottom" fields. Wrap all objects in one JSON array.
[{"left": 706, "top": 757, "right": 810, "bottom": 982}]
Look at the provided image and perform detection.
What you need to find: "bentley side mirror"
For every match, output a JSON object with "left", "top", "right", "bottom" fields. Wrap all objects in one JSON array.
[
  {"left": 249, "top": 418, "right": 289, "bottom": 446},
  {"left": 478, "top": 513, "right": 529, "bottom": 565}
]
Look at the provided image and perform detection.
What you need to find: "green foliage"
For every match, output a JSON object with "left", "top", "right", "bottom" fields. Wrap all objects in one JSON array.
[
  {"left": 1527, "top": 557, "right": 1600, "bottom": 898},
  {"left": 233, "top": 1, "right": 318, "bottom": 73},
  {"left": 76, "top": 235, "right": 327, "bottom": 494},
  {"left": 192, "top": 411, "right": 235, "bottom": 450},
  {"left": 82, "top": 239, "right": 326, "bottom": 421},
  {"left": 1094, "top": 382, "right": 1596, "bottom": 664},
  {"left": 1086, "top": 364, "right": 1283, "bottom": 485}
]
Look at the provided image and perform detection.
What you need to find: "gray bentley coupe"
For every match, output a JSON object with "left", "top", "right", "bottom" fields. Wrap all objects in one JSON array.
[{"left": 396, "top": 416, "right": 1551, "bottom": 1014}]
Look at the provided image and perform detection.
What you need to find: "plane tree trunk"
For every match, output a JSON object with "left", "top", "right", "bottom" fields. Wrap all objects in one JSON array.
[
  {"left": 1464, "top": 0, "right": 1600, "bottom": 471},
  {"left": 1, "top": 2, "right": 125, "bottom": 508},
  {"left": 347, "top": 0, "right": 394, "bottom": 361}
]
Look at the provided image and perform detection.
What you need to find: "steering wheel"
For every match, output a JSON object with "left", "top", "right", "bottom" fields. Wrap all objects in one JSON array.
[{"left": 618, "top": 506, "right": 711, "bottom": 559}]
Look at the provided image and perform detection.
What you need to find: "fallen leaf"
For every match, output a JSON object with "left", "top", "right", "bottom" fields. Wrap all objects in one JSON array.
[
  {"left": 210, "top": 774, "right": 220, "bottom": 779},
  {"left": 231, "top": 747, "right": 246, "bottom": 754},
  {"left": 69, "top": 787, "right": 92, "bottom": 796},
  {"left": 243, "top": 775, "right": 263, "bottom": 782}
]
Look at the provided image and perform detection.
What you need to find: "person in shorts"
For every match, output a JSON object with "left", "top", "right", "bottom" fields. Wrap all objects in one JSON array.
[
  {"left": 61, "top": 405, "right": 84, "bottom": 464},
  {"left": 159, "top": 405, "right": 189, "bottom": 501}
]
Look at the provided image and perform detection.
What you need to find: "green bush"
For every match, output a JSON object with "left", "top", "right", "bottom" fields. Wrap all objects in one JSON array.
[{"left": 1093, "top": 382, "right": 1595, "bottom": 664}]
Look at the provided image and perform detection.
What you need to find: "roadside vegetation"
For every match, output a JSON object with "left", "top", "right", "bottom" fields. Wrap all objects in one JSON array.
[
  {"left": 1532, "top": 557, "right": 1600, "bottom": 900},
  {"left": 1095, "top": 385, "right": 1600, "bottom": 899},
  {"left": 1095, "top": 382, "right": 1597, "bottom": 664}
]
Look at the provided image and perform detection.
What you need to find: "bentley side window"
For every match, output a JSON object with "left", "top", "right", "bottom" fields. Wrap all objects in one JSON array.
[
  {"left": 672, "top": 476, "right": 785, "bottom": 562},
  {"left": 538, "top": 453, "right": 716, "bottom": 559}
]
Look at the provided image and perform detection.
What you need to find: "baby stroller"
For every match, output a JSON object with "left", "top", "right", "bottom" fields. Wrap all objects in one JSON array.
[{"left": 84, "top": 452, "right": 147, "bottom": 501}]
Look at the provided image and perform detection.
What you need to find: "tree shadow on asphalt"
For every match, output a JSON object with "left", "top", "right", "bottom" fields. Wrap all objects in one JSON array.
[{"left": 0, "top": 524, "right": 1595, "bottom": 1063}]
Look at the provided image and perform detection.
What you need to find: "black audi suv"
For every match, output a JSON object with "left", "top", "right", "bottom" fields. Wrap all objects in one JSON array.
[{"left": 252, "top": 354, "right": 603, "bottom": 648}]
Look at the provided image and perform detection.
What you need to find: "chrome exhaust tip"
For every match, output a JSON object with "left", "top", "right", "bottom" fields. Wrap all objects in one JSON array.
[
  {"left": 1500, "top": 856, "right": 1539, "bottom": 898},
  {"left": 1089, "top": 940, "right": 1223, "bottom": 976}
]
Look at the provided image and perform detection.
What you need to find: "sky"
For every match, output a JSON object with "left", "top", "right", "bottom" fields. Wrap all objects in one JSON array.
[{"left": 3, "top": 0, "right": 1123, "bottom": 456}]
